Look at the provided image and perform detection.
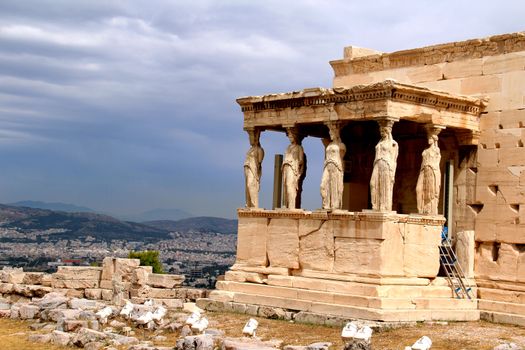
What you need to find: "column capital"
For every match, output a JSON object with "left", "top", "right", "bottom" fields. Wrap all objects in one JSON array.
[
  {"left": 424, "top": 124, "right": 446, "bottom": 135},
  {"left": 374, "top": 116, "right": 399, "bottom": 128}
]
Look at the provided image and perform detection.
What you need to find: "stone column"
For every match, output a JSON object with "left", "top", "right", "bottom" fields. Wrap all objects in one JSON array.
[
  {"left": 282, "top": 127, "right": 305, "bottom": 209},
  {"left": 243, "top": 128, "right": 264, "bottom": 208},
  {"left": 416, "top": 125, "right": 445, "bottom": 215},
  {"left": 320, "top": 121, "right": 346, "bottom": 210},
  {"left": 370, "top": 118, "right": 398, "bottom": 212}
]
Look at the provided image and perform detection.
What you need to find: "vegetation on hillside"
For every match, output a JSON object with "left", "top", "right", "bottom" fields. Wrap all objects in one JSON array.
[{"left": 128, "top": 250, "right": 164, "bottom": 273}]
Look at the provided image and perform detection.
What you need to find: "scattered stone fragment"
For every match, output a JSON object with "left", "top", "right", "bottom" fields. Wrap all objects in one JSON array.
[
  {"left": 51, "top": 330, "right": 73, "bottom": 346},
  {"left": 304, "top": 342, "right": 332, "bottom": 350},
  {"left": 72, "top": 327, "right": 108, "bottom": 347},
  {"left": 221, "top": 337, "right": 280, "bottom": 350},
  {"left": 344, "top": 341, "right": 371, "bottom": 350},
  {"left": 493, "top": 343, "right": 522, "bottom": 350},
  {"left": 84, "top": 341, "right": 104, "bottom": 350},
  {"left": 180, "top": 324, "right": 193, "bottom": 337},
  {"left": 28, "top": 333, "right": 52, "bottom": 343}
]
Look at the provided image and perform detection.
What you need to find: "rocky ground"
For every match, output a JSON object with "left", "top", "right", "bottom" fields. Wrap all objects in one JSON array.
[{"left": 1, "top": 290, "right": 525, "bottom": 350}]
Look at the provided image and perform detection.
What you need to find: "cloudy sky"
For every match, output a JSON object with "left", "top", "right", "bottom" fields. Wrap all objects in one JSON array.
[{"left": 0, "top": 1, "right": 523, "bottom": 219}]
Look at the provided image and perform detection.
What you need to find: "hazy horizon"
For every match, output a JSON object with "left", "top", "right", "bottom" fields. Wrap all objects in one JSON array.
[{"left": 0, "top": 1, "right": 523, "bottom": 218}]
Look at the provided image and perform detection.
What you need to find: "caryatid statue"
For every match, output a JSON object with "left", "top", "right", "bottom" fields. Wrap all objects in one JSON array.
[
  {"left": 243, "top": 129, "right": 264, "bottom": 208},
  {"left": 370, "top": 119, "right": 398, "bottom": 212},
  {"left": 320, "top": 122, "right": 346, "bottom": 210},
  {"left": 416, "top": 126, "right": 442, "bottom": 215},
  {"left": 282, "top": 127, "right": 305, "bottom": 209}
]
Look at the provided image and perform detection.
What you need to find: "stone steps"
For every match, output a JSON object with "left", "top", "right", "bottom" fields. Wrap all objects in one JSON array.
[
  {"left": 480, "top": 310, "right": 525, "bottom": 327},
  {"left": 206, "top": 291, "right": 480, "bottom": 322},
  {"left": 479, "top": 299, "right": 525, "bottom": 315},
  {"left": 268, "top": 274, "right": 477, "bottom": 299},
  {"left": 217, "top": 280, "right": 477, "bottom": 309}
]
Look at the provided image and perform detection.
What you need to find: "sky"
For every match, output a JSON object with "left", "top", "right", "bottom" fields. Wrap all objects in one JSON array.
[{"left": 0, "top": 1, "right": 523, "bottom": 219}]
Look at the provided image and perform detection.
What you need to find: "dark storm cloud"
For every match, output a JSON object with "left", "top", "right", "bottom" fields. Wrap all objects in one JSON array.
[{"left": 0, "top": 0, "right": 523, "bottom": 217}]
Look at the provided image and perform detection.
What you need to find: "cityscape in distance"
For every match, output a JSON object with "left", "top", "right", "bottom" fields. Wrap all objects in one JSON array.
[{"left": 0, "top": 201, "right": 237, "bottom": 289}]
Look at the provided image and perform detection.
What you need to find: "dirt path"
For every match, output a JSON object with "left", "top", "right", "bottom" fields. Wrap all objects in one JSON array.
[{"left": 2, "top": 312, "right": 525, "bottom": 349}]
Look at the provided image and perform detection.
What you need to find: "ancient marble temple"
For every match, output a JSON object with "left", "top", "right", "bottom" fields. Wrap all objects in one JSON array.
[{"left": 203, "top": 32, "right": 525, "bottom": 325}]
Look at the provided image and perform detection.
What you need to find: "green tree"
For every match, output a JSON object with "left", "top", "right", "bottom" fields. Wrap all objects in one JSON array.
[{"left": 128, "top": 250, "right": 164, "bottom": 274}]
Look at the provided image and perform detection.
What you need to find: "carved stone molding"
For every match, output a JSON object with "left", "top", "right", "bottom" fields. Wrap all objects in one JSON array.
[
  {"left": 330, "top": 31, "right": 525, "bottom": 75},
  {"left": 238, "top": 81, "right": 485, "bottom": 134}
]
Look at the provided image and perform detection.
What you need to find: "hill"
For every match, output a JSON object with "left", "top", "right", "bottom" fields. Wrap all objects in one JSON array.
[
  {"left": 120, "top": 208, "right": 193, "bottom": 222},
  {"left": 8, "top": 200, "right": 95, "bottom": 213},
  {"left": 144, "top": 216, "right": 237, "bottom": 234},
  {"left": 0, "top": 204, "right": 169, "bottom": 242}
]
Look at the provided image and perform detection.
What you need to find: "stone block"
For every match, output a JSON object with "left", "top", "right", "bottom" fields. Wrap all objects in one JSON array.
[
  {"left": 85, "top": 289, "right": 102, "bottom": 300},
  {"left": 403, "top": 223, "right": 441, "bottom": 246},
  {"left": 47, "top": 308, "right": 82, "bottom": 322},
  {"left": 483, "top": 52, "right": 525, "bottom": 75},
  {"left": 185, "top": 288, "right": 207, "bottom": 300},
  {"left": 333, "top": 73, "right": 374, "bottom": 87},
  {"left": 406, "top": 64, "right": 443, "bottom": 83},
  {"left": 456, "top": 230, "right": 475, "bottom": 278},
  {"left": 298, "top": 219, "right": 334, "bottom": 272},
  {"left": 418, "top": 79, "right": 462, "bottom": 95},
  {"left": 64, "top": 319, "right": 89, "bottom": 332},
  {"left": 266, "top": 275, "right": 293, "bottom": 287},
  {"left": 131, "top": 285, "right": 178, "bottom": 299},
  {"left": 131, "top": 266, "right": 152, "bottom": 286},
  {"left": 100, "top": 257, "right": 140, "bottom": 282},
  {"left": 7, "top": 270, "right": 25, "bottom": 284},
  {"left": 208, "top": 290, "right": 235, "bottom": 303},
  {"left": 476, "top": 148, "right": 498, "bottom": 168},
  {"left": 52, "top": 279, "right": 99, "bottom": 289},
  {"left": 22, "top": 272, "right": 44, "bottom": 285},
  {"left": 41, "top": 274, "right": 53, "bottom": 287},
  {"left": 154, "top": 298, "right": 184, "bottom": 309},
  {"left": 100, "top": 289, "right": 113, "bottom": 301},
  {"left": 51, "top": 330, "right": 73, "bottom": 346},
  {"left": 13, "top": 284, "right": 52, "bottom": 297},
  {"left": 403, "top": 244, "right": 440, "bottom": 278},
  {"left": 236, "top": 217, "right": 269, "bottom": 266},
  {"left": 443, "top": 58, "right": 483, "bottom": 79},
  {"left": 55, "top": 267, "right": 102, "bottom": 281},
  {"left": 147, "top": 273, "right": 184, "bottom": 288},
  {"left": 19, "top": 304, "right": 40, "bottom": 319},
  {"left": 0, "top": 283, "right": 13, "bottom": 294},
  {"left": 267, "top": 218, "right": 299, "bottom": 269},
  {"left": 68, "top": 298, "right": 102, "bottom": 310},
  {"left": 333, "top": 237, "right": 382, "bottom": 276},
  {"left": 499, "top": 109, "right": 525, "bottom": 129},
  {"left": 224, "top": 271, "right": 265, "bottom": 284},
  {"left": 460, "top": 75, "right": 502, "bottom": 95}
]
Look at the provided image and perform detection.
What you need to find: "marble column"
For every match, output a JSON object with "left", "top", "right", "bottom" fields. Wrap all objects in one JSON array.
[
  {"left": 243, "top": 128, "right": 264, "bottom": 208},
  {"left": 282, "top": 127, "right": 305, "bottom": 209},
  {"left": 416, "top": 125, "right": 444, "bottom": 215},
  {"left": 320, "top": 122, "right": 346, "bottom": 210},
  {"left": 370, "top": 118, "right": 398, "bottom": 212}
]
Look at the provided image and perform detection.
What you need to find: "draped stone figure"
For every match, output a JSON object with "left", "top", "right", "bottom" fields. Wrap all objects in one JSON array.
[
  {"left": 370, "top": 120, "right": 398, "bottom": 211},
  {"left": 320, "top": 123, "right": 346, "bottom": 210},
  {"left": 244, "top": 129, "right": 264, "bottom": 208},
  {"left": 416, "top": 129, "right": 441, "bottom": 215},
  {"left": 282, "top": 128, "right": 305, "bottom": 209}
]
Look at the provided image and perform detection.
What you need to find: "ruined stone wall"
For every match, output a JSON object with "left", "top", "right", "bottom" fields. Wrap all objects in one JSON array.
[
  {"left": 331, "top": 32, "right": 525, "bottom": 322},
  {"left": 0, "top": 258, "right": 206, "bottom": 309}
]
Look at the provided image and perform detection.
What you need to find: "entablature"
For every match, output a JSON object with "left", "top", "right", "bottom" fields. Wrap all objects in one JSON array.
[{"left": 237, "top": 80, "right": 487, "bottom": 142}]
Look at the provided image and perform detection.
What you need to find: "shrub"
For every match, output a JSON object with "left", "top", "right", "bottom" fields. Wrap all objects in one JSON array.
[{"left": 128, "top": 250, "right": 164, "bottom": 274}]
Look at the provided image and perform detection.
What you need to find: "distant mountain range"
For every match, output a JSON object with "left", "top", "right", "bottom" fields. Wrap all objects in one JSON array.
[
  {"left": 9, "top": 200, "right": 95, "bottom": 213},
  {"left": 8, "top": 201, "right": 194, "bottom": 222},
  {"left": 120, "top": 208, "right": 193, "bottom": 222},
  {"left": 145, "top": 217, "right": 237, "bottom": 234},
  {"left": 0, "top": 204, "right": 167, "bottom": 242},
  {"left": 0, "top": 203, "right": 237, "bottom": 242}
]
